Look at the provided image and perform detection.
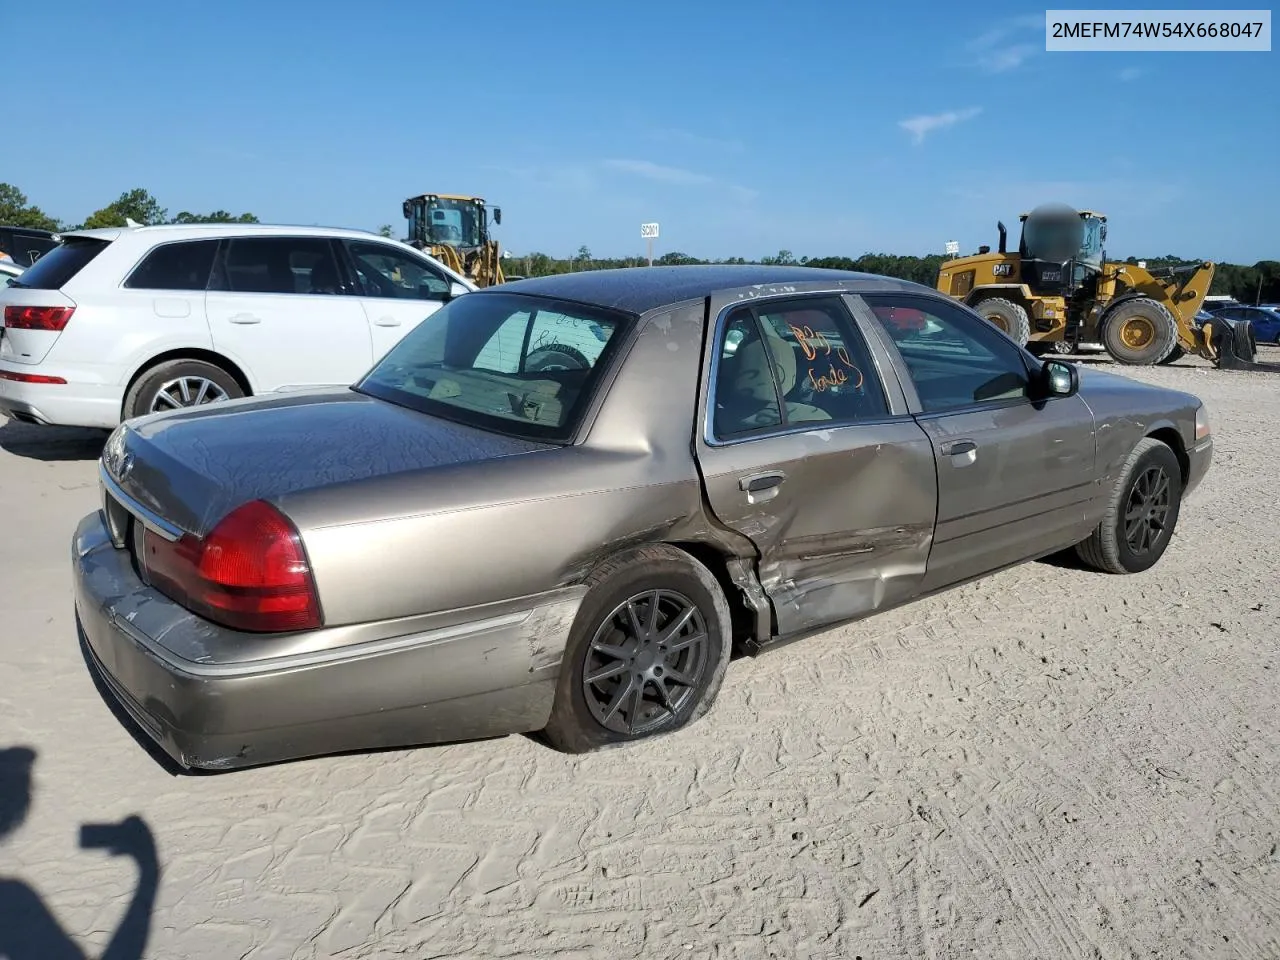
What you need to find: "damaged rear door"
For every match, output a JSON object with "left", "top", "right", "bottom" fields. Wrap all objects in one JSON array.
[{"left": 693, "top": 287, "right": 939, "bottom": 640}]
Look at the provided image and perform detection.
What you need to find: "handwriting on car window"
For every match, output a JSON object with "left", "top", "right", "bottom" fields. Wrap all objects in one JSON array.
[{"left": 789, "top": 324, "right": 864, "bottom": 392}]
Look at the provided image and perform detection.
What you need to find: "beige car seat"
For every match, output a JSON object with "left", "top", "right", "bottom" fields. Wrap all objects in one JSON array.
[{"left": 719, "top": 323, "right": 831, "bottom": 433}]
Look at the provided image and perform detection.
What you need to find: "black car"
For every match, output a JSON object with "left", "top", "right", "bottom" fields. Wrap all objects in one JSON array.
[{"left": 0, "top": 225, "right": 60, "bottom": 267}]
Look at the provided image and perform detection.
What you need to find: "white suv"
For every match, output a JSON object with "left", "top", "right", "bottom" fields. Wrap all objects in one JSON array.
[{"left": 0, "top": 223, "right": 476, "bottom": 429}]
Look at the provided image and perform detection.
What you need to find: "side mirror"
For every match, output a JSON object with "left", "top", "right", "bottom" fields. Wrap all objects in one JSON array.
[
  {"left": 448, "top": 280, "right": 470, "bottom": 299},
  {"left": 402, "top": 200, "right": 412, "bottom": 219},
  {"left": 1041, "top": 358, "right": 1078, "bottom": 398},
  {"left": 493, "top": 207, "right": 501, "bottom": 225}
]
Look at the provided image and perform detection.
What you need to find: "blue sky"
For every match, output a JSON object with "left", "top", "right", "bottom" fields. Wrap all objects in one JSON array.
[{"left": 10, "top": 1, "right": 1278, "bottom": 263}]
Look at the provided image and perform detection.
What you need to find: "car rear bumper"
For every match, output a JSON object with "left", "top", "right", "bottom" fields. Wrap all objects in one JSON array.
[
  {"left": 72, "top": 509, "right": 584, "bottom": 771},
  {"left": 0, "top": 365, "right": 121, "bottom": 428}
]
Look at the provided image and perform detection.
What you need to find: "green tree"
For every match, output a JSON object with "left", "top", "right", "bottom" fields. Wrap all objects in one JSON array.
[
  {"left": 0, "top": 183, "right": 61, "bottom": 231},
  {"left": 169, "top": 210, "right": 259, "bottom": 224},
  {"left": 657, "top": 251, "right": 701, "bottom": 265},
  {"left": 81, "top": 188, "right": 168, "bottom": 229},
  {"left": 378, "top": 224, "right": 394, "bottom": 238}
]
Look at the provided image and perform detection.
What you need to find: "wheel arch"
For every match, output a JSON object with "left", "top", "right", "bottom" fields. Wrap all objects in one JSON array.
[
  {"left": 121, "top": 348, "right": 254, "bottom": 417},
  {"left": 964, "top": 284, "right": 1034, "bottom": 309},
  {"left": 1144, "top": 423, "right": 1190, "bottom": 487}
]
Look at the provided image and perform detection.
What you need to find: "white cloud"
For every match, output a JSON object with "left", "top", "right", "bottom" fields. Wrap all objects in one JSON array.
[
  {"left": 602, "top": 158, "right": 757, "bottom": 204},
  {"left": 647, "top": 128, "right": 745, "bottom": 154},
  {"left": 977, "top": 43, "right": 1038, "bottom": 73},
  {"left": 602, "top": 158, "right": 715, "bottom": 186},
  {"left": 1118, "top": 66, "right": 1145, "bottom": 81},
  {"left": 967, "top": 15, "right": 1044, "bottom": 72},
  {"left": 899, "top": 107, "right": 983, "bottom": 145}
]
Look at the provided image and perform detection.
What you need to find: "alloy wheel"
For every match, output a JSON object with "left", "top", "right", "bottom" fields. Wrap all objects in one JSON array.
[
  {"left": 1124, "top": 465, "right": 1171, "bottom": 556},
  {"left": 149, "top": 376, "right": 230, "bottom": 413},
  {"left": 581, "top": 589, "right": 710, "bottom": 736}
]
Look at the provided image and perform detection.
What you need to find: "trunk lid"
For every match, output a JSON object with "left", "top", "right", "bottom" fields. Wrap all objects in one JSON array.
[{"left": 103, "top": 389, "right": 552, "bottom": 537}]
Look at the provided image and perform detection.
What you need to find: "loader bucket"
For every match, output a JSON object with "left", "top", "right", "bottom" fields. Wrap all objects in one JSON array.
[{"left": 1205, "top": 316, "right": 1280, "bottom": 373}]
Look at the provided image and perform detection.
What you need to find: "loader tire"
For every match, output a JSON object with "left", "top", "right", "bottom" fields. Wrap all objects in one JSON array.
[
  {"left": 1101, "top": 298, "right": 1179, "bottom": 365},
  {"left": 1075, "top": 437, "right": 1182, "bottom": 575},
  {"left": 1157, "top": 345, "right": 1186, "bottom": 365},
  {"left": 973, "top": 297, "right": 1031, "bottom": 347}
]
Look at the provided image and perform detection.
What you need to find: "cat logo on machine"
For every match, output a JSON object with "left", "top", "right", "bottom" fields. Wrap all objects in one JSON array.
[{"left": 993, "top": 263, "right": 1013, "bottom": 277}]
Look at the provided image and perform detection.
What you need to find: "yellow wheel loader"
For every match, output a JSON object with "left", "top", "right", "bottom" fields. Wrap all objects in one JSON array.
[
  {"left": 937, "top": 203, "right": 1276, "bottom": 370},
  {"left": 403, "top": 193, "right": 505, "bottom": 287}
]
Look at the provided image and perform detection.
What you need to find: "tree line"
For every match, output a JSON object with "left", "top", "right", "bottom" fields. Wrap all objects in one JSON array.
[
  {"left": 0, "top": 184, "right": 258, "bottom": 232},
  {"left": 516, "top": 247, "right": 1280, "bottom": 305},
  {"left": 3, "top": 183, "right": 1275, "bottom": 303}
]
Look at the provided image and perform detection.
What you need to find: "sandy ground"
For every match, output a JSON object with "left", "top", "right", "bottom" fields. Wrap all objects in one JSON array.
[{"left": 2, "top": 355, "right": 1278, "bottom": 960}]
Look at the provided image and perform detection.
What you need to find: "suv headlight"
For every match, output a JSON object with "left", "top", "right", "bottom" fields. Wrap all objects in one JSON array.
[{"left": 1194, "top": 404, "right": 1210, "bottom": 441}]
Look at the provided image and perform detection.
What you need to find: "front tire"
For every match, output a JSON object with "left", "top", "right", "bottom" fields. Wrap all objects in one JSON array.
[
  {"left": 1076, "top": 438, "right": 1183, "bottom": 574},
  {"left": 1157, "top": 345, "right": 1187, "bottom": 365},
  {"left": 973, "top": 297, "right": 1031, "bottom": 347},
  {"left": 541, "top": 544, "right": 732, "bottom": 753},
  {"left": 1101, "top": 298, "right": 1179, "bottom": 365},
  {"left": 123, "top": 359, "right": 244, "bottom": 421}
]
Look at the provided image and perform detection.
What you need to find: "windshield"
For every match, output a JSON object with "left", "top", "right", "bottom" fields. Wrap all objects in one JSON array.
[
  {"left": 410, "top": 197, "right": 484, "bottom": 248},
  {"left": 1078, "top": 216, "right": 1104, "bottom": 268},
  {"left": 355, "top": 292, "right": 632, "bottom": 443}
]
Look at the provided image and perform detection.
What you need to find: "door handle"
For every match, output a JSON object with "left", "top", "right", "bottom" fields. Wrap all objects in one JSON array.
[
  {"left": 374, "top": 317, "right": 401, "bottom": 327},
  {"left": 228, "top": 313, "right": 261, "bottom": 324},
  {"left": 941, "top": 438, "right": 978, "bottom": 466},
  {"left": 739, "top": 471, "right": 786, "bottom": 493}
]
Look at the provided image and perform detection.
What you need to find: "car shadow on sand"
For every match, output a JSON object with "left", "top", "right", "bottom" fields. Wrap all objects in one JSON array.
[
  {"left": 0, "top": 418, "right": 108, "bottom": 462},
  {"left": 0, "top": 746, "right": 160, "bottom": 959}
]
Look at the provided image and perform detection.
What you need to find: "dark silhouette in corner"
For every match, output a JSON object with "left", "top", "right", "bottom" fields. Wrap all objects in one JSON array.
[{"left": 0, "top": 747, "right": 160, "bottom": 959}]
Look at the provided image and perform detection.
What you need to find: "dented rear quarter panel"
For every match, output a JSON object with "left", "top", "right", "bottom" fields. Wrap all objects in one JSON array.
[{"left": 283, "top": 296, "right": 746, "bottom": 627}]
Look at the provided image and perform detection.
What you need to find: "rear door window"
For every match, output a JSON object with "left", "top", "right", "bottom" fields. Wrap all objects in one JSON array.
[
  {"left": 712, "top": 297, "right": 891, "bottom": 439},
  {"left": 212, "top": 237, "right": 344, "bottom": 295},
  {"left": 7, "top": 238, "right": 109, "bottom": 290},
  {"left": 124, "top": 240, "right": 219, "bottom": 291}
]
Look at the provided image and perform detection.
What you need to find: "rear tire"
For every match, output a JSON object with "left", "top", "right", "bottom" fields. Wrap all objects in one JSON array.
[
  {"left": 1101, "top": 298, "right": 1179, "bottom": 365},
  {"left": 973, "top": 297, "right": 1031, "bottom": 347},
  {"left": 1075, "top": 438, "right": 1183, "bottom": 574},
  {"left": 123, "top": 359, "right": 244, "bottom": 421},
  {"left": 541, "top": 544, "right": 732, "bottom": 754}
]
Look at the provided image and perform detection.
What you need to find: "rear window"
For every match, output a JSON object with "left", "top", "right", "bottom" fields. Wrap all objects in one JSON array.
[
  {"left": 355, "top": 291, "right": 632, "bottom": 443},
  {"left": 124, "top": 239, "right": 219, "bottom": 291},
  {"left": 0, "top": 231, "right": 59, "bottom": 267},
  {"left": 10, "top": 238, "right": 109, "bottom": 290}
]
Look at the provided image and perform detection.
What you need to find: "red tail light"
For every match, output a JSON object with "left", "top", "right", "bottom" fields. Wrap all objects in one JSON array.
[
  {"left": 4, "top": 305, "right": 76, "bottom": 331},
  {"left": 0, "top": 371, "right": 67, "bottom": 384},
  {"left": 141, "top": 500, "right": 322, "bottom": 633}
]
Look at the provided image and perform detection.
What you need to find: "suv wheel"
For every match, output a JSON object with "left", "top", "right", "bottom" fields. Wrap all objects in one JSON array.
[{"left": 123, "top": 359, "right": 244, "bottom": 420}]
